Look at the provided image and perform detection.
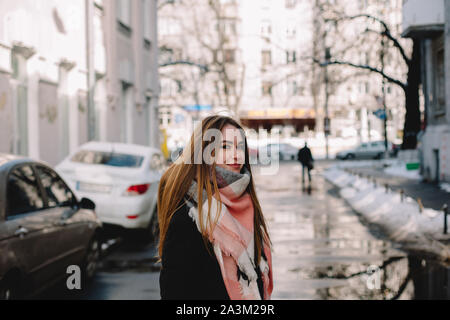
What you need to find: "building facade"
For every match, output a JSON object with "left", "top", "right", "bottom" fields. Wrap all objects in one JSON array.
[
  {"left": 157, "top": 0, "right": 409, "bottom": 152},
  {"left": 402, "top": 0, "right": 450, "bottom": 183},
  {"left": 0, "top": 0, "right": 160, "bottom": 166}
]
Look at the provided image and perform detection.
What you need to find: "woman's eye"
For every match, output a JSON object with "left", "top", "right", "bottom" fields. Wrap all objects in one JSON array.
[{"left": 222, "top": 145, "right": 230, "bottom": 149}]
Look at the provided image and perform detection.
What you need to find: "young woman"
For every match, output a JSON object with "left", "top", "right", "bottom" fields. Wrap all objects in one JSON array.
[{"left": 158, "top": 115, "right": 273, "bottom": 300}]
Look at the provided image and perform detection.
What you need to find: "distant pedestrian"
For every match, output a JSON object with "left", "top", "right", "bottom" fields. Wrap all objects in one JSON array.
[
  {"left": 297, "top": 142, "right": 314, "bottom": 185},
  {"left": 158, "top": 115, "right": 273, "bottom": 300}
]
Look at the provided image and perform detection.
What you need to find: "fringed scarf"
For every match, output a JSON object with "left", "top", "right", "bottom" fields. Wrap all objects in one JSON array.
[{"left": 185, "top": 165, "right": 273, "bottom": 300}]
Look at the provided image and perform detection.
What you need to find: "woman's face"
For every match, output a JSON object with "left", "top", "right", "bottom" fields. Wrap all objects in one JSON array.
[{"left": 215, "top": 124, "right": 245, "bottom": 173}]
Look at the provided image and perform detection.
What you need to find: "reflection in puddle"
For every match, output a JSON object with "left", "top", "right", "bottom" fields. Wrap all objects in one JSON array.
[{"left": 301, "top": 255, "right": 449, "bottom": 300}]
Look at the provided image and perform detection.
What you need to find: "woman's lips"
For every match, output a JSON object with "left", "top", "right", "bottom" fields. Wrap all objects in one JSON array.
[{"left": 228, "top": 164, "right": 241, "bottom": 168}]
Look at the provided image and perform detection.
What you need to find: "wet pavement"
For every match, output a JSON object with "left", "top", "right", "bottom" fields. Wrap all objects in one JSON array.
[
  {"left": 38, "top": 160, "right": 450, "bottom": 300},
  {"left": 253, "top": 160, "right": 450, "bottom": 299}
]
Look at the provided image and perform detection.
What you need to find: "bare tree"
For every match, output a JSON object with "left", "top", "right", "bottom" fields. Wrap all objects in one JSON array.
[
  {"left": 313, "top": 10, "right": 420, "bottom": 150},
  {"left": 158, "top": 0, "right": 245, "bottom": 116}
]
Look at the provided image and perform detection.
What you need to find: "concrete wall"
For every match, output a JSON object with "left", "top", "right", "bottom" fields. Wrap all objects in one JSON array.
[
  {"left": 0, "top": 0, "right": 88, "bottom": 164},
  {"left": 0, "top": 71, "right": 13, "bottom": 154},
  {"left": 0, "top": 0, "right": 160, "bottom": 165},
  {"left": 418, "top": 0, "right": 450, "bottom": 183}
]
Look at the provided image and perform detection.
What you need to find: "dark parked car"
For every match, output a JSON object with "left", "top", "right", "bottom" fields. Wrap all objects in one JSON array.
[{"left": 0, "top": 154, "right": 102, "bottom": 299}]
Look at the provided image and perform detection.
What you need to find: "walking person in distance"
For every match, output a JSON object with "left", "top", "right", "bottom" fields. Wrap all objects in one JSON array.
[{"left": 297, "top": 142, "right": 314, "bottom": 186}]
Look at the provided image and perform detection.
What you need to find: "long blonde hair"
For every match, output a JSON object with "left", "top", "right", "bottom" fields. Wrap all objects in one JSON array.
[{"left": 157, "top": 115, "right": 271, "bottom": 264}]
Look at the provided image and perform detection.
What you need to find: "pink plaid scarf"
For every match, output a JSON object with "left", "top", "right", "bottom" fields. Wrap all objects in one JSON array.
[{"left": 186, "top": 166, "right": 273, "bottom": 300}]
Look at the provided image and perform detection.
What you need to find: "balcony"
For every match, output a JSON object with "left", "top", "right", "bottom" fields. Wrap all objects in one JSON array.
[{"left": 402, "top": 0, "right": 445, "bottom": 38}]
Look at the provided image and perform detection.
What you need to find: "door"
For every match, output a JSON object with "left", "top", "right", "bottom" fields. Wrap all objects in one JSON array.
[
  {"left": 370, "top": 142, "right": 382, "bottom": 158},
  {"left": 356, "top": 143, "right": 369, "bottom": 159},
  {"left": 5, "top": 164, "right": 62, "bottom": 294},
  {"left": 34, "top": 165, "right": 91, "bottom": 269}
]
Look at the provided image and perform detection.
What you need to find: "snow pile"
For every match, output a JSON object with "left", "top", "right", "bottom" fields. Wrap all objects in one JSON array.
[
  {"left": 440, "top": 183, "right": 450, "bottom": 194},
  {"left": 383, "top": 163, "right": 421, "bottom": 180},
  {"left": 323, "top": 167, "right": 448, "bottom": 247},
  {"left": 333, "top": 159, "right": 398, "bottom": 169}
]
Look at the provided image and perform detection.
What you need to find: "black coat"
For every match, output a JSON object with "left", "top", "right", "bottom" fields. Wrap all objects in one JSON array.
[
  {"left": 297, "top": 146, "right": 313, "bottom": 166},
  {"left": 159, "top": 198, "right": 265, "bottom": 300}
]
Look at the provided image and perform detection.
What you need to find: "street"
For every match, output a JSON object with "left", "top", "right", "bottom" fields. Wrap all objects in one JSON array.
[{"left": 37, "top": 160, "right": 449, "bottom": 300}]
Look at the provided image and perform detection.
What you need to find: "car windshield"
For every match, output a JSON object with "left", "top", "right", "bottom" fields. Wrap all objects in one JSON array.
[{"left": 71, "top": 150, "right": 144, "bottom": 168}]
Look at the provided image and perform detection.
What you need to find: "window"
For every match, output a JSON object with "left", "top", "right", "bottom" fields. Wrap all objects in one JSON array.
[
  {"left": 71, "top": 150, "right": 144, "bottom": 168},
  {"left": 434, "top": 47, "right": 445, "bottom": 114},
  {"left": 7, "top": 165, "right": 44, "bottom": 217},
  {"left": 286, "top": 50, "right": 296, "bottom": 64},
  {"left": 261, "top": 50, "right": 272, "bottom": 66},
  {"left": 261, "top": 20, "right": 272, "bottom": 36},
  {"left": 143, "top": 0, "right": 152, "bottom": 40},
  {"left": 224, "top": 49, "right": 235, "bottom": 63},
  {"left": 285, "top": 0, "right": 296, "bottom": 9},
  {"left": 262, "top": 81, "right": 273, "bottom": 96},
  {"left": 116, "top": 0, "right": 131, "bottom": 27},
  {"left": 221, "top": 19, "right": 237, "bottom": 36},
  {"left": 286, "top": 21, "right": 296, "bottom": 38},
  {"left": 35, "top": 166, "right": 76, "bottom": 208},
  {"left": 359, "top": 0, "right": 368, "bottom": 10},
  {"left": 290, "top": 81, "right": 298, "bottom": 96}
]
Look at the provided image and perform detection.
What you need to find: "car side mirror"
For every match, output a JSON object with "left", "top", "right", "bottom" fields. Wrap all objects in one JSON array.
[{"left": 79, "top": 198, "right": 96, "bottom": 210}]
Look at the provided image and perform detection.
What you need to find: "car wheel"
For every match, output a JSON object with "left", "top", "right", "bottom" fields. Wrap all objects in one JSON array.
[
  {"left": 374, "top": 153, "right": 383, "bottom": 160},
  {"left": 82, "top": 235, "right": 100, "bottom": 286},
  {"left": 346, "top": 154, "right": 355, "bottom": 160}
]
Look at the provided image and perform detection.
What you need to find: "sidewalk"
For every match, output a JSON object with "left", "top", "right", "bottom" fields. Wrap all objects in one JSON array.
[
  {"left": 343, "top": 164, "right": 449, "bottom": 212},
  {"left": 322, "top": 160, "right": 450, "bottom": 262}
]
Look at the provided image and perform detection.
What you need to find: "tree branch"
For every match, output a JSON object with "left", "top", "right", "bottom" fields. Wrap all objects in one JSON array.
[
  {"left": 315, "top": 58, "right": 407, "bottom": 91},
  {"left": 159, "top": 60, "right": 209, "bottom": 73},
  {"left": 327, "top": 14, "right": 411, "bottom": 64}
]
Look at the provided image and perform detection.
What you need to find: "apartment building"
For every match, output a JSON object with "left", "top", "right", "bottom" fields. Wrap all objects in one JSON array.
[
  {"left": 402, "top": 0, "right": 450, "bottom": 182},
  {"left": 0, "top": 0, "right": 159, "bottom": 166}
]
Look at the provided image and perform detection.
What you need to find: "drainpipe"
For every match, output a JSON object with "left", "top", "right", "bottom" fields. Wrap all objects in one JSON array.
[{"left": 86, "top": 0, "right": 96, "bottom": 141}]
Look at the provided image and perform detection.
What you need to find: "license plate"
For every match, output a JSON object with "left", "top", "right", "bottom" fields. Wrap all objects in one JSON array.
[{"left": 76, "top": 181, "right": 112, "bottom": 194}]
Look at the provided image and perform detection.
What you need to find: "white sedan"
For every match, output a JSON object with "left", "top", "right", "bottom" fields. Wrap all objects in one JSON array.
[{"left": 56, "top": 142, "right": 164, "bottom": 241}]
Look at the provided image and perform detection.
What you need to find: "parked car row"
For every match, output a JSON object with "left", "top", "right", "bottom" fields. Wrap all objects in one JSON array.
[{"left": 0, "top": 141, "right": 164, "bottom": 299}]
